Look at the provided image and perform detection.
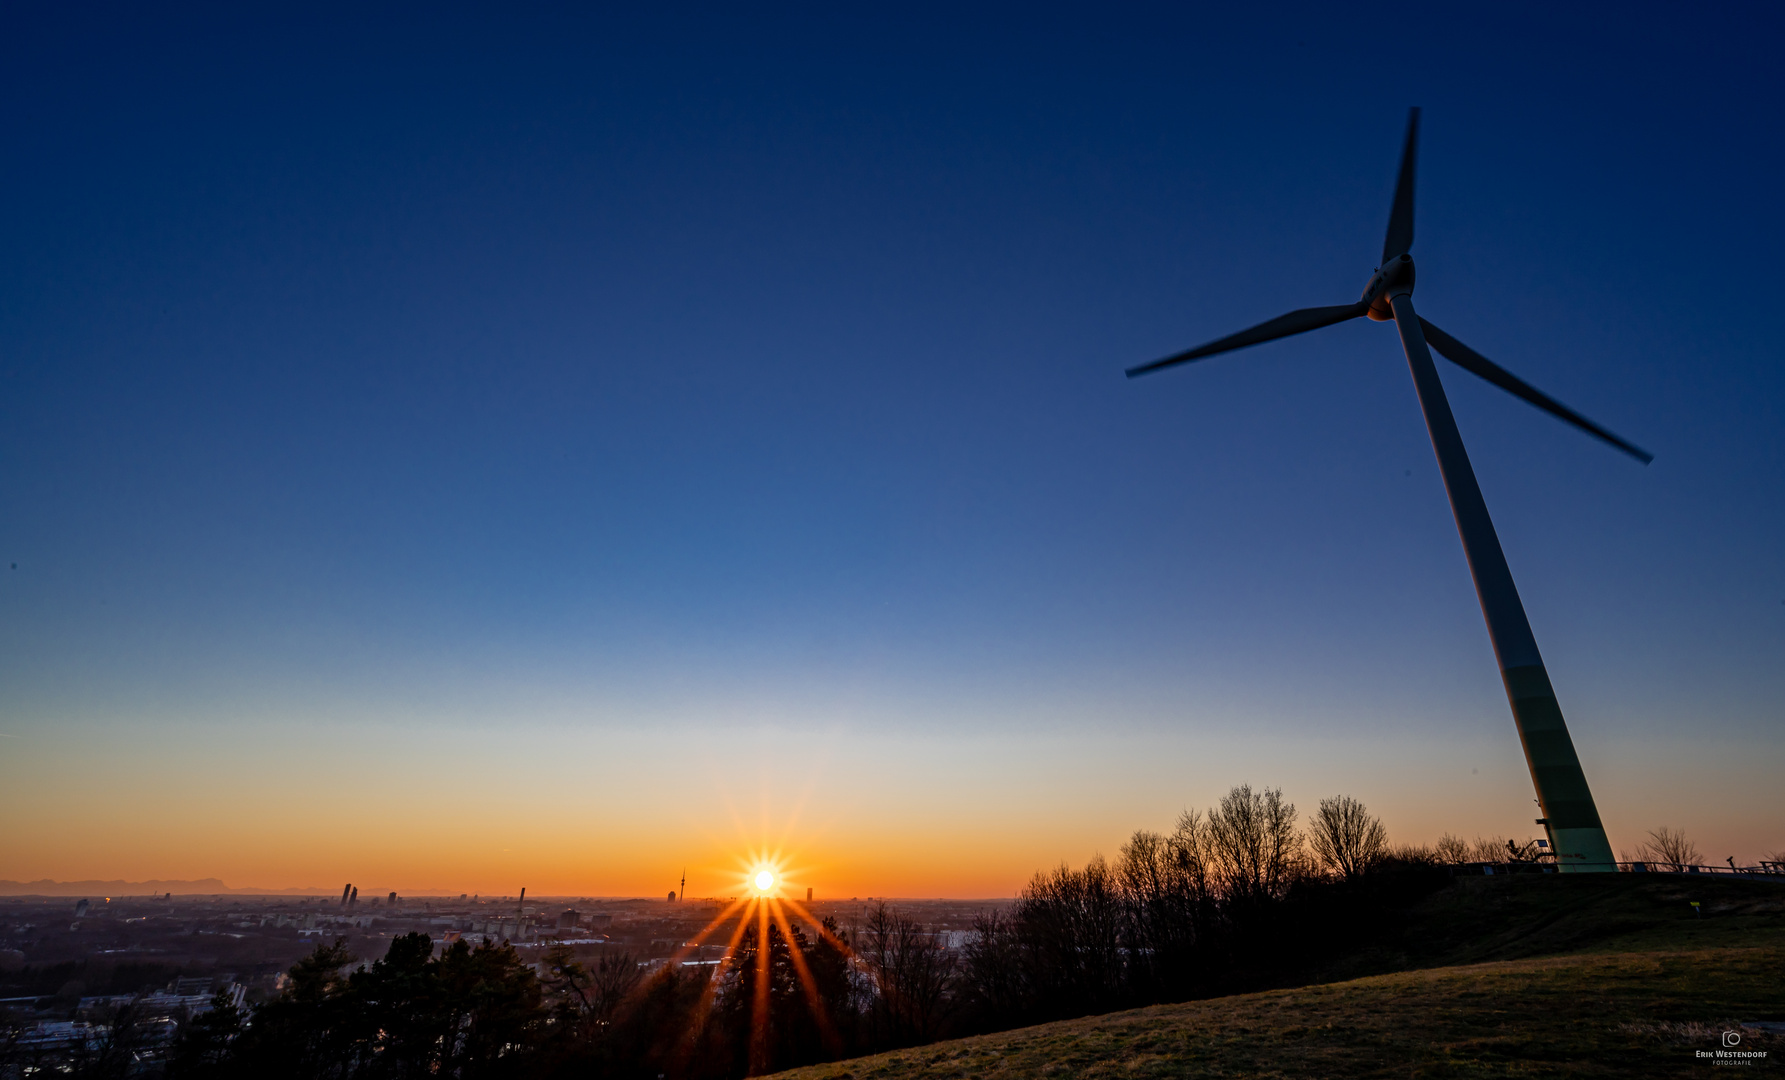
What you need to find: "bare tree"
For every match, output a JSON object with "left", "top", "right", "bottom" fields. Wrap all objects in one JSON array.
[
  {"left": 1638, "top": 827, "right": 1701, "bottom": 871},
  {"left": 1206, "top": 785, "right": 1302, "bottom": 902},
  {"left": 68, "top": 1000, "right": 157, "bottom": 1080},
  {"left": 1468, "top": 836, "right": 1509, "bottom": 863},
  {"left": 1116, "top": 816, "right": 1217, "bottom": 995},
  {"left": 543, "top": 945, "right": 643, "bottom": 1024},
  {"left": 1388, "top": 842, "right": 1437, "bottom": 864},
  {"left": 1118, "top": 828, "right": 1170, "bottom": 902},
  {"left": 859, "top": 902, "right": 955, "bottom": 1046},
  {"left": 1168, "top": 809, "right": 1217, "bottom": 903},
  {"left": 0, "top": 1014, "right": 48, "bottom": 1080},
  {"left": 1010, "top": 857, "right": 1126, "bottom": 1018},
  {"left": 957, "top": 909, "right": 1025, "bottom": 1026},
  {"left": 1433, "top": 834, "right": 1470, "bottom": 864},
  {"left": 1118, "top": 814, "right": 1216, "bottom": 917},
  {"left": 1308, "top": 796, "right": 1388, "bottom": 881}
]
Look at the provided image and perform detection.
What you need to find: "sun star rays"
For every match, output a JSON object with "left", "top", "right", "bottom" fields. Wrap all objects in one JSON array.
[{"left": 653, "top": 846, "right": 860, "bottom": 1075}]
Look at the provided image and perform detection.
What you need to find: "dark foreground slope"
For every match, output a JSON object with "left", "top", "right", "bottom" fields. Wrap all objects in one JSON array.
[
  {"left": 775, "top": 946, "right": 1781, "bottom": 1078},
  {"left": 1316, "top": 870, "right": 1785, "bottom": 975},
  {"left": 776, "top": 875, "right": 1785, "bottom": 1079}
]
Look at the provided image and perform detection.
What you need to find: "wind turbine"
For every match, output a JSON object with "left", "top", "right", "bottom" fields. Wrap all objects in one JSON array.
[{"left": 1128, "top": 109, "right": 1648, "bottom": 872}]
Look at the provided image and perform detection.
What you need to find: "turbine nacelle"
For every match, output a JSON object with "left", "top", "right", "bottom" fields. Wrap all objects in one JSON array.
[
  {"left": 1123, "top": 106, "right": 1648, "bottom": 465},
  {"left": 1361, "top": 253, "right": 1414, "bottom": 321}
]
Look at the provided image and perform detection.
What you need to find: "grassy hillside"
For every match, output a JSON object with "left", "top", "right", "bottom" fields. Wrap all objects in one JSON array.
[
  {"left": 774, "top": 875, "right": 1785, "bottom": 1079},
  {"left": 1320, "top": 871, "right": 1785, "bottom": 975}
]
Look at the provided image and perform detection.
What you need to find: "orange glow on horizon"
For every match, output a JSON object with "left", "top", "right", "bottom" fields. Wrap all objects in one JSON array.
[{"left": 25, "top": 719, "right": 1761, "bottom": 899}]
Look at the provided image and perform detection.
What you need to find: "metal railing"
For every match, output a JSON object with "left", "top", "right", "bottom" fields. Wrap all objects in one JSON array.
[
  {"left": 1618, "top": 860, "right": 1785, "bottom": 878},
  {"left": 1446, "top": 859, "right": 1785, "bottom": 879}
]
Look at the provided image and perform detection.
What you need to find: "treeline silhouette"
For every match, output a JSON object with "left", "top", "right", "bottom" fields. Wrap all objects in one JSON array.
[{"left": 88, "top": 786, "right": 1464, "bottom": 1078}]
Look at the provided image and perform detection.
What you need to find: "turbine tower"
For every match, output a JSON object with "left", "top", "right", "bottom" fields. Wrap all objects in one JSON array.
[{"left": 1128, "top": 109, "right": 1648, "bottom": 872}]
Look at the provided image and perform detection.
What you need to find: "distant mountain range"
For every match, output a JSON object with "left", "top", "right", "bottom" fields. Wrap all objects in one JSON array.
[{"left": 0, "top": 878, "right": 339, "bottom": 896}]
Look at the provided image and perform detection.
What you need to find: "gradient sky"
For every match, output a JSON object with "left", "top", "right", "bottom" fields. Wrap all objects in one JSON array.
[{"left": 2, "top": 4, "right": 1781, "bottom": 897}]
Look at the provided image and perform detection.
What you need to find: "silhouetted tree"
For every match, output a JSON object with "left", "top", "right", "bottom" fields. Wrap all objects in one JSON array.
[
  {"left": 1206, "top": 784, "right": 1303, "bottom": 904},
  {"left": 167, "top": 989, "right": 247, "bottom": 1079},
  {"left": 541, "top": 961, "right": 712, "bottom": 1080},
  {"left": 1008, "top": 856, "right": 1126, "bottom": 1020},
  {"left": 351, "top": 932, "right": 445, "bottom": 1077},
  {"left": 430, "top": 938, "right": 547, "bottom": 1078},
  {"left": 542, "top": 943, "right": 642, "bottom": 1027},
  {"left": 1388, "top": 841, "right": 1438, "bottom": 864},
  {"left": 68, "top": 1001, "right": 165, "bottom": 1080},
  {"left": 956, "top": 910, "right": 1027, "bottom": 1030},
  {"left": 1433, "top": 833, "right": 1470, "bottom": 863},
  {"left": 708, "top": 916, "right": 847, "bottom": 1077},
  {"left": 1639, "top": 826, "right": 1701, "bottom": 871},
  {"left": 1309, "top": 795, "right": 1388, "bottom": 881},
  {"left": 222, "top": 934, "right": 547, "bottom": 1080},
  {"left": 1116, "top": 811, "right": 1220, "bottom": 998},
  {"left": 858, "top": 902, "right": 954, "bottom": 1047},
  {"left": 1467, "top": 835, "right": 1509, "bottom": 863},
  {"left": 229, "top": 938, "right": 365, "bottom": 1079}
]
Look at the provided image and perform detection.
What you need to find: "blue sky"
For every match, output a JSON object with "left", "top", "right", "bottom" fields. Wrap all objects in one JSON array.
[{"left": 2, "top": 3, "right": 1780, "bottom": 893}]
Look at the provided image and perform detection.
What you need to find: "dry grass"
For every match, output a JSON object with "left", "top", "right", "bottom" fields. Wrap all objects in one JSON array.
[{"left": 773, "top": 941, "right": 1784, "bottom": 1078}]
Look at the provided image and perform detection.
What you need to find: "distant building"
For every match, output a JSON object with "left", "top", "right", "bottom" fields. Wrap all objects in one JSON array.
[
  {"left": 18, "top": 1021, "right": 104, "bottom": 1052},
  {"left": 132, "top": 983, "right": 246, "bottom": 1017},
  {"left": 557, "top": 909, "right": 580, "bottom": 930},
  {"left": 74, "top": 899, "right": 90, "bottom": 917}
]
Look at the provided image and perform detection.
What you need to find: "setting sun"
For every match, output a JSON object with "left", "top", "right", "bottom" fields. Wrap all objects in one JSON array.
[{"left": 663, "top": 849, "right": 835, "bottom": 1073}]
